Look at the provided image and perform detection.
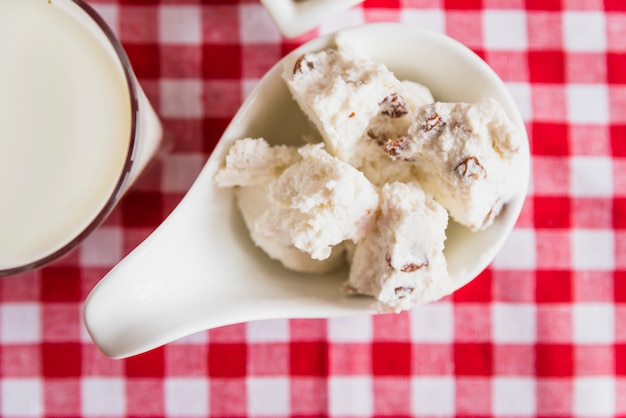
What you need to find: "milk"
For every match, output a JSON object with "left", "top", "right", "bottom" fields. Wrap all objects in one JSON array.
[{"left": 0, "top": 0, "right": 162, "bottom": 272}]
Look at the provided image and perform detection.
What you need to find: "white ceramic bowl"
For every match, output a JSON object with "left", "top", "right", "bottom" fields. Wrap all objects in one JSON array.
[
  {"left": 260, "top": 0, "right": 364, "bottom": 38},
  {"left": 84, "top": 23, "right": 530, "bottom": 358}
]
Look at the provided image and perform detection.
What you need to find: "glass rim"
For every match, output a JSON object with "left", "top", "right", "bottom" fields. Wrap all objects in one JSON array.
[{"left": 0, "top": 0, "right": 139, "bottom": 277}]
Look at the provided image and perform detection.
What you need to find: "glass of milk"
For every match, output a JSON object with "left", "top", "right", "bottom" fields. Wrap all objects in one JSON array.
[{"left": 0, "top": 0, "right": 163, "bottom": 276}]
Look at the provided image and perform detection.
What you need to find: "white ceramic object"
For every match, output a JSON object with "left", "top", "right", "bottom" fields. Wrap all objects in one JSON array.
[
  {"left": 83, "top": 23, "right": 530, "bottom": 359},
  {"left": 260, "top": 0, "right": 364, "bottom": 38}
]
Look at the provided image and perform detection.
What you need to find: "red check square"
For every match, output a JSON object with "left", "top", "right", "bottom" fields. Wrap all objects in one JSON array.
[
  {"left": 124, "top": 44, "right": 161, "bottom": 79},
  {"left": 444, "top": 0, "right": 482, "bottom": 9},
  {"left": 364, "top": 0, "right": 400, "bottom": 7},
  {"left": 528, "top": 51, "right": 565, "bottom": 83},
  {"left": 605, "top": 0, "right": 626, "bottom": 11},
  {"left": 533, "top": 196, "right": 570, "bottom": 228},
  {"left": 208, "top": 344, "right": 247, "bottom": 377},
  {"left": 608, "top": 53, "right": 626, "bottom": 84},
  {"left": 372, "top": 343, "right": 412, "bottom": 376},
  {"left": 121, "top": 192, "right": 164, "bottom": 227},
  {"left": 43, "top": 343, "right": 82, "bottom": 378},
  {"left": 536, "top": 270, "right": 572, "bottom": 303},
  {"left": 536, "top": 344, "right": 573, "bottom": 377},
  {"left": 41, "top": 267, "right": 81, "bottom": 302},
  {"left": 616, "top": 344, "right": 626, "bottom": 375},
  {"left": 454, "top": 343, "right": 493, "bottom": 376},
  {"left": 611, "top": 125, "right": 626, "bottom": 157},
  {"left": 125, "top": 347, "right": 165, "bottom": 377},
  {"left": 202, "top": 45, "right": 242, "bottom": 79},
  {"left": 525, "top": 0, "right": 561, "bottom": 10},
  {"left": 203, "top": 117, "right": 232, "bottom": 153},
  {"left": 531, "top": 122, "right": 569, "bottom": 156},
  {"left": 615, "top": 271, "right": 626, "bottom": 302},
  {"left": 453, "top": 269, "right": 492, "bottom": 303},
  {"left": 290, "top": 342, "right": 328, "bottom": 376},
  {"left": 614, "top": 198, "right": 626, "bottom": 229}
]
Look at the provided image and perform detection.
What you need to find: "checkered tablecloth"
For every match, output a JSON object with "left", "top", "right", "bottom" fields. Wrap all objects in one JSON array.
[{"left": 1, "top": 0, "right": 625, "bottom": 416}]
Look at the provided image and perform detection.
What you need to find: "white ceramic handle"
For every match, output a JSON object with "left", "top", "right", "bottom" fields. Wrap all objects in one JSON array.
[{"left": 83, "top": 162, "right": 371, "bottom": 359}]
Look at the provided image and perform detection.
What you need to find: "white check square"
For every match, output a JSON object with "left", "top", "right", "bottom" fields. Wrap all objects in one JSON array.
[
  {"left": 329, "top": 376, "right": 373, "bottom": 416},
  {"left": 574, "top": 377, "right": 615, "bottom": 416},
  {"left": 492, "top": 228, "right": 536, "bottom": 269},
  {"left": 570, "top": 156, "right": 613, "bottom": 197},
  {"left": 247, "top": 377, "right": 290, "bottom": 416},
  {"left": 82, "top": 378, "right": 125, "bottom": 416},
  {"left": 410, "top": 302, "right": 454, "bottom": 343},
  {"left": 1, "top": 379, "right": 43, "bottom": 416},
  {"left": 571, "top": 229, "right": 615, "bottom": 270},
  {"left": 328, "top": 315, "right": 372, "bottom": 342},
  {"left": 493, "top": 377, "right": 536, "bottom": 416},
  {"left": 159, "top": 5, "right": 202, "bottom": 44},
  {"left": 506, "top": 82, "right": 532, "bottom": 122},
  {"left": 162, "top": 154, "right": 204, "bottom": 193},
  {"left": 319, "top": 7, "right": 365, "bottom": 36},
  {"left": 165, "top": 378, "right": 209, "bottom": 416},
  {"left": 172, "top": 330, "right": 209, "bottom": 344},
  {"left": 0, "top": 303, "right": 40, "bottom": 343},
  {"left": 400, "top": 9, "right": 445, "bottom": 33},
  {"left": 483, "top": 10, "right": 527, "bottom": 50},
  {"left": 411, "top": 377, "right": 455, "bottom": 415},
  {"left": 92, "top": 4, "right": 118, "bottom": 34},
  {"left": 573, "top": 303, "right": 614, "bottom": 344},
  {"left": 240, "top": 4, "right": 282, "bottom": 43},
  {"left": 567, "top": 84, "right": 609, "bottom": 124},
  {"left": 247, "top": 318, "right": 290, "bottom": 342},
  {"left": 492, "top": 303, "right": 536, "bottom": 344},
  {"left": 80, "top": 227, "right": 123, "bottom": 266},
  {"left": 160, "top": 79, "right": 204, "bottom": 118},
  {"left": 564, "top": 11, "right": 606, "bottom": 52}
]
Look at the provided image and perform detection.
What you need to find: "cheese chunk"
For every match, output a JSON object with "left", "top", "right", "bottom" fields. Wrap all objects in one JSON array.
[{"left": 347, "top": 182, "right": 451, "bottom": 312}]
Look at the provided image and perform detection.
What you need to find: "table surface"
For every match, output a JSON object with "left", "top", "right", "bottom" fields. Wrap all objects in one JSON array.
[{"left": 2, "top": 0, "right": 626, "bottom": 416}]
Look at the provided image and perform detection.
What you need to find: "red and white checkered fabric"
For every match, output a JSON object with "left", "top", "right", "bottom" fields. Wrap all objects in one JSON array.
[{"left": 2, "top": 0, "right": 625, "bottom": 416}]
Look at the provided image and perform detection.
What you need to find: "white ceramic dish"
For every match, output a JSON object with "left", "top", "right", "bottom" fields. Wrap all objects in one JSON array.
[
  {"left": 83, "top": 23, "right": 530, "bottom": 359},
  {"left": 260, "top": 0, "right": 364, "bottom": 38}
]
